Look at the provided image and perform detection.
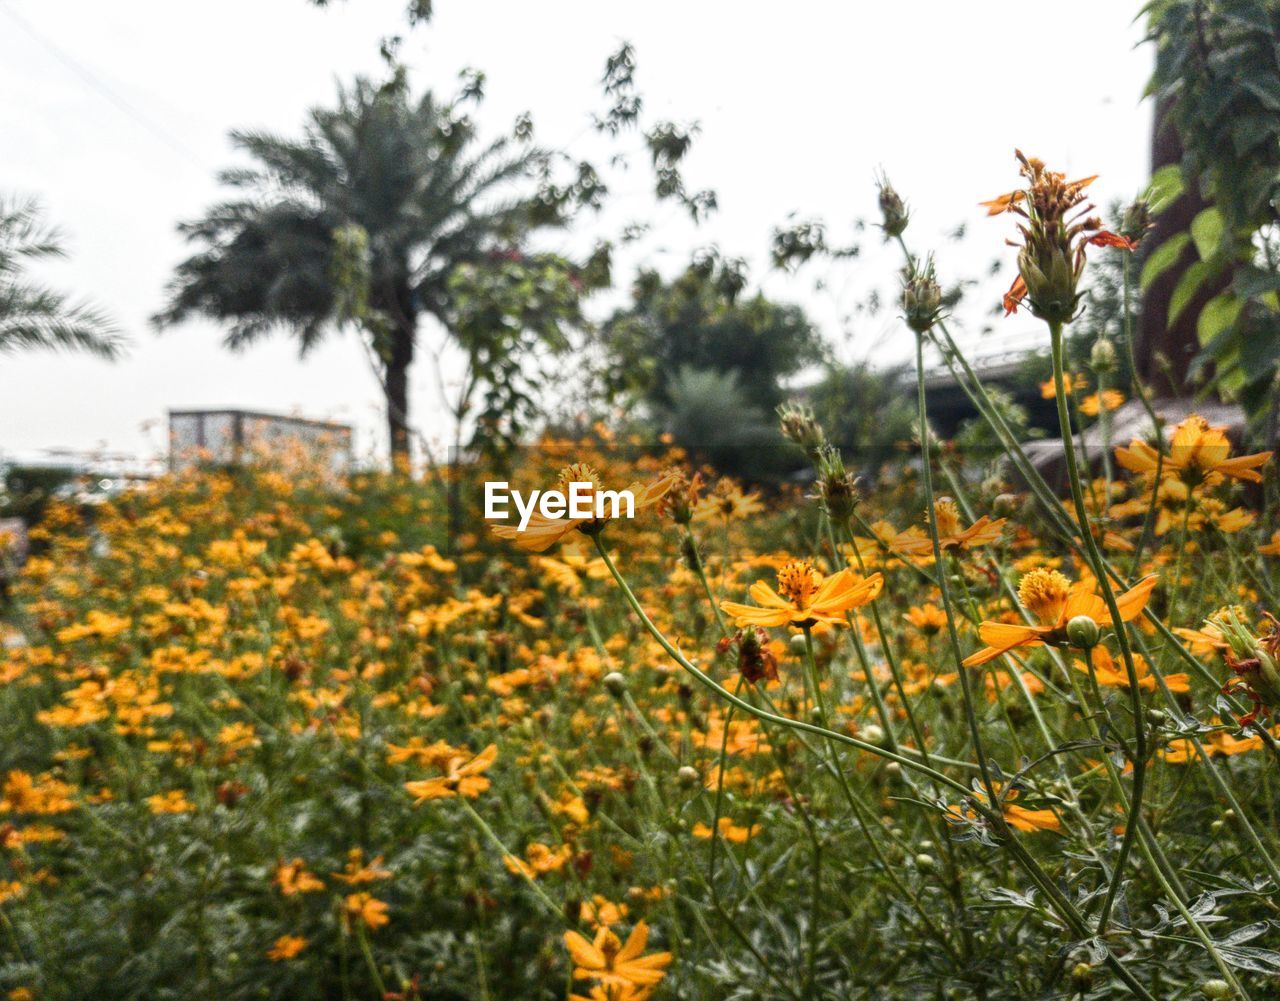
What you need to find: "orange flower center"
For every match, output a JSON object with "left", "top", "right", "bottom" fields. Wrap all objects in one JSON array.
[
  {"left": 557, "top": 463, "right": 601, "bottom": 493},
  {"left": 776, "top": 560, "right": 821, "bottom": 608},
  {"left": 933, "top": 498, "right": 962, "bottom": 538},
  {"left": 1018, "top": 568, "right": 1071, "bottom": 626}
]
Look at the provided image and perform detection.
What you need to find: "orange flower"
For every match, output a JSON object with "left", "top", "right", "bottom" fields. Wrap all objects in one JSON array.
[
  {"left": 274, "top": 858, "right": 325, "bottom": 896},
  {"left": 343, "top": 892, "right": 389, "bottom": 932},
  {"left": 983, "top": 151, "right": 1133, "bottom": 321},
  {"left": 720, "top": 560, "right": 883, "bottom": 629},
  {"left": 1115, "top": 414, "right": 1271, "bottom": 486},
  {"left": 1261, "top": 531, "right": 1280, "bottom": 556},
  {"left": 491, "top": 465, "right": 674, "bottom": 552},
  {"left": 404, "top": 744, "right": 497, "bottom": 803},
  {"left": 267, "top": 935, "right": 308, "bottom": 961},
  {"left": 1080, "top": 390, "right": 1124, "bottom": 416},
  {"left": 1040, "top": 373, "right": 1085, "bottom": 399},
  {"left": 691, "top": 817, "right": 760, "bottom": 843},
  {"left": 962, "top": 569, "right": 1157, "bottom": 667},
  {"left": 1074, "top": 646, "right": 1188, "bottom": 693},
  {"left": 504, "top": 842, "right": 573, "bottom": 880},
  {"left": 946, "top": 783, "right": 1062, "bottom": 834},
  {"left": 904, "top": 603, "right": 948, "bottom": 635},
  {"left": 563, "top": 921, "right": 672, "bottom": 990},
  {"left": 890, "top": 498, "right": 1005, "bottom": 556},
  {"left": 331, "top": 848, "right": 390, "bottom": 885}
]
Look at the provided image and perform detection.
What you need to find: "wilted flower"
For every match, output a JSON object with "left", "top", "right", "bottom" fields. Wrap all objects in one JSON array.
[{"left": 982, "top": 150, "right": 1134, "bottom": 323}]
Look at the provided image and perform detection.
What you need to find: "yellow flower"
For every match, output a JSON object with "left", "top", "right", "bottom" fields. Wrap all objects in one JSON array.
[
  {"left": 1080, "top": 389, "right": 1124, "bottom": 416},
  {"left": 147, "top": 790, "right": 193, "bottom": 815},
  {"left": 273, "top": 858, "right": 325, "bottom": 896},
  {"left": 692, "top": 480, "right": 764, "bottom": 523},
  {"left": 947, "top": 784, "right": 1062, "bottom": 834},
  {"left": 720, "top": 560, "right": 883, "bottom": 629},
  {"left": 904, "top": 603, "right": 949, "bottom": 635},
  {"left": 1040, "top": 373, "right": 1085, "bottom": 399},
  {"left": 491, "top": 466, "right": 674, "bottom": 552},
  {"left": 691, "top": 817, "right": 760, "bottom": 843},
  {"left": 962, "top": 569, "right": 1157, "bottom": 667},
  {"left": 404, "top": 744, "right": 497, "bottom": 803},
  {"left": 1074, "top": 647, "right": 1188, "bottom": 693},
  {"left": 1259, "top": 530, "right": 1280, "bottom": 556},
  {"left": 343, "top": 892, "right": 389, "bottom": 932},
  {"left": 563, "top": 920, "right": 672, "bottom": 991},
  {"left": 1115, "top": 414, "right": 1271, "bottom": 486},
  {"left": 267, "top": 935, "right": 308, "bottom": 961}
]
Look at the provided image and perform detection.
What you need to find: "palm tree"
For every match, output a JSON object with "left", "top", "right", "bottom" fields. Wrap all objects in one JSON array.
[
  {"left": 0, "top": 197, "right": 122, "bottom": 358},
  {"left": 155, "top": 75, "right": 561, "bottom": 462}
]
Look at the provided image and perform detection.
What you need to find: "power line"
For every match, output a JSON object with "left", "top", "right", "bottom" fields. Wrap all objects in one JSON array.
[{"left": 0, "top": 1, "right": 206, "bottom": 169}]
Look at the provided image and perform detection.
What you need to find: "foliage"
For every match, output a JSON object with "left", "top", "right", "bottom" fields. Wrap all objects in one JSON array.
[
  {"left": 657, "top": 366, "right": 784, "bottom": 479},
  {"left": 600, "top": 257, "right": 823, "bottom": 419},
  {"left": 805, "top": 361, "right": 916, "bottom": 475},
  {"left": 447, "top": 252, "right": 596, "bottom": 457},
  {"left": 1144, "top": 0, "right": 1280, "bottom": 419},
  {"left": 0, "top": 197, "right": 122, "bottom": 359}
]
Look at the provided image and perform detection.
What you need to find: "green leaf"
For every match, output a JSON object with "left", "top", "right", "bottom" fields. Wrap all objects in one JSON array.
[
  {"left": 1190, "top": 207, "right": 1224, "bottom": 260},
  {"left": 1168, "top": 259, "right": 1215, "bottom": 327},
  {"left": 1197, "top": 292, "right": 1243, "bottom": 347},
  {"left": 1140, "top": 232, "right": 1189, "bottom": 290},
  {"left": 1144, "top": 163, "right": 1184, "bottom": 214}
]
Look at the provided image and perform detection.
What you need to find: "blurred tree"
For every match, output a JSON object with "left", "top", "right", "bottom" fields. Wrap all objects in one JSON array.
[
  {"left": 600, "top": 257, "right": 822, "bottom": 418},
  {"left": 156, "top": 74, "right": 573, "bottom": 462},
  {"left": 0, "top": 197, "right": 122, "bottom": 359},
  {"left": 807, "top": 361, "right": 916, "bottom": 475},
  {"left": 659, "top": 366, "right": 782, "bottom": 477}
]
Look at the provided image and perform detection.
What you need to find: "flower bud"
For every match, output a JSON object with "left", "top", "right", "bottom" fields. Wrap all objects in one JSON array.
[
  {"left": 1199, "top": 980, "right": 1233, "bottom": 1000},
  {"left": 603, "top": 672, "right": 628, "bottom": 698},
  {"left": 1071, "top": 962, "right": 1093, "bottom": 988},
  {"left": 877, "top": 173, "right": 909, "bottom": 238},
  {"left": 860, "top": 723, "right": 885, "bottom": 746},
  {"left": 914, "top": 853, "right": 935, "bottom": 871},
  {"left": 902, "top": 255, "right": 944, "bottom": 334},
  {"left": 814, "top": 445, "right": 860, "bottom": 521},
  {"left": 1065, "top": 615, "right": 1101, "bottom": 650},
  {"left": 993, "top": 492, "right": 1020, "bottom": 517},
  {"left": 1090, "top": 337, "right": 1118, "bottom": 374},
  {"left": 777, "top": 402, "right": 826, "bottom": 456},
  {"left": 677, "top": 765, "right": 700, "bottom": 789},
  {"left": 789, "top": 633, "right": 809, "bottom": 655},
  {"left": 1121, "top": 199, "right": 1154, "bottom": 246}
]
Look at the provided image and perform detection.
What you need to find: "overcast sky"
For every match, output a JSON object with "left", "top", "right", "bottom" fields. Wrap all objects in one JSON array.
[{"left": 0, "top": 0, "right": 1154, "bottom": 464}]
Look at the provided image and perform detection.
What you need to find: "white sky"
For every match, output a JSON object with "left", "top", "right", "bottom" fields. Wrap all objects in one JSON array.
[{"left": 0, "top": 0, "right": 1154, "bottom": 464}]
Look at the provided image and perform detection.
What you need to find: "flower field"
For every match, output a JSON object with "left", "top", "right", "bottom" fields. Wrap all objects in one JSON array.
[
  {"left": 4, "top": 155, "right": 1280, "bottom": 1001},
  {"left": 3, "top": 403, "right": 1280, "bottom": 1000}
]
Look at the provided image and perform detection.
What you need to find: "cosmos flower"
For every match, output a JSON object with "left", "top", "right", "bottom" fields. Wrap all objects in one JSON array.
[
  {"left": 404, "top": 744, "right": 497, "bottom": 803},
  {"left": 1115, "top": 414, "right": 1272, "bottom": 486},
  {"left": 266, "top": 935, "right": 308, "bottom": 961},
  {"left": 491, "top": 465, "right": 674, "bottom": 553},
  {"left": 962, "top": 568, "right": 1157, "bottom": 667},
  {"left": 1074, "top": 646, "right": 1189, "bottom": 693},
  {"left": 720, "top": 560, "right": 884, "bottom": 629},
  {"left": 563, "top": 920, "right": 672, "bottom": 990},
  {"left": 983, "top": 151, "right": 1133, "bottom": 321}
]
